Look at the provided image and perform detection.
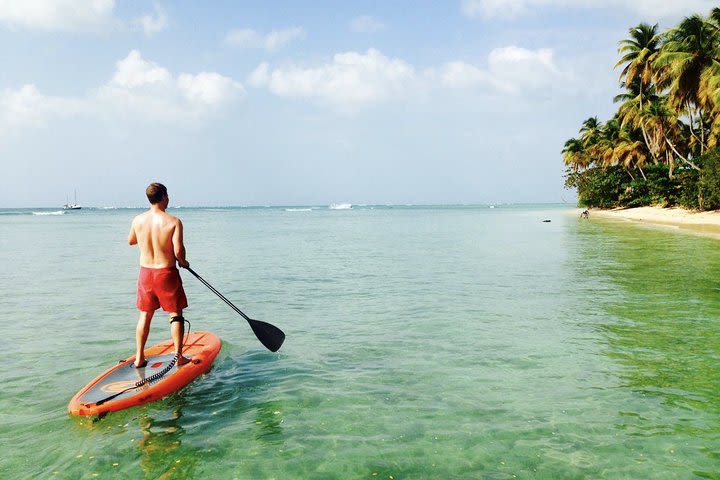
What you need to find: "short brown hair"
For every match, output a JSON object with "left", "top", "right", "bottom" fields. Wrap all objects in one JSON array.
[{"left": 146, "top": 183, "right": 168, "bottom": 204}]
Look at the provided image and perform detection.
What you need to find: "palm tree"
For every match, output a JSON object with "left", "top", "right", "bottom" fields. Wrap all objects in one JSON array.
[
  {"left": 615, "top": 79, "right": 660, "bottom": 161},
  {"left": 654, "top": 14, "right": 720, "bottom": 154},
  {"left": 700, "top": 7, "right": 720, "bottom": 146},
  {"left": 617, "top": 23, "right": 660, "bottom": 91},
  {"left": 579, "top": 117, "right": 602, "bottom": 148},
  {"left": 562, "top": 138, "right": 588, "bottom": 171},
  {"left": 599, "top": 117, "right": 649, "bottom": 179},
  {"left": 616, "top": 24, "right": 662, "bottom": 163},
  {"left": 617, "top": 91, "right": 698, "bottom": 175}
]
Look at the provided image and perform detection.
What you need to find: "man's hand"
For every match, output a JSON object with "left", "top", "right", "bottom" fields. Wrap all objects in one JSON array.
[{"left": 178, "top": 259, "right": 190, "bottom": 269}]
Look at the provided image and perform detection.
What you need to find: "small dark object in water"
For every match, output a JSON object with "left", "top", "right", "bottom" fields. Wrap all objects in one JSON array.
[{"left": 542, "top": 219, "right": 551, "bottom": 223}]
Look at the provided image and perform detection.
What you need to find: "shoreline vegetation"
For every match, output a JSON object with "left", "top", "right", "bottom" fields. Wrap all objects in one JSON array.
[{"left": 563, "top": 7, "right": 720, "bottom": 211}]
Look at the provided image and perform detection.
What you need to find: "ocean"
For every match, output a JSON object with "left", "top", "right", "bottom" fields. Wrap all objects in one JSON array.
[{"left": 1, "top": 204, "right": 718, "bottom": 479}]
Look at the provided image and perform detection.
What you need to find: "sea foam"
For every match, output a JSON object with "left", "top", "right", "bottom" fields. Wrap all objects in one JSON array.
[
  {"left": 32, "top": 210, "right": 65, "bottom": 216},
  {"left": 329, "top": 203, "right": 352, "bottom": 210}
]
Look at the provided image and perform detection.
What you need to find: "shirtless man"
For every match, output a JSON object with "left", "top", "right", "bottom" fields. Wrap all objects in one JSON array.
[{"left": 128, "top": 183, "right": 191, "bottom": 368}]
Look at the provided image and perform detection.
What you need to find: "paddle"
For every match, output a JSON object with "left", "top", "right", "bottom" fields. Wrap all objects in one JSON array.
[{"left": 184, "top": 266, "right": 285, "bottom": 352}]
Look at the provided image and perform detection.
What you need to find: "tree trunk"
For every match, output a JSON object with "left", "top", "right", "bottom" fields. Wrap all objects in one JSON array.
[
  {"left": 687, "top": 103, "right": 708, "bottom": 155},
  {"left": 638, "top": 88, "right": 659, "bottom": 162},
  {"left": 665, "top": 136, "right": 701, "bottom": 171},
  {"left": 640, "top": 123, "right": 658, "bottom": 161}
]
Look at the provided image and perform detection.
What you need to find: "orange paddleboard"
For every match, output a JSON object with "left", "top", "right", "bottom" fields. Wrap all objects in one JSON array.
[{"left": 68, "top": 331, "right": 221, "bottom": 416}]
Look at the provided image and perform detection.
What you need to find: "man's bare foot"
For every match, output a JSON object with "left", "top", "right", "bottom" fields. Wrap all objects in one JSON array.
[
  {"left": 134, "top": 359, "right": 148, "bottom": 368},
  {"left": 176, "top": 355, "right": 191, "bottom": 366}
]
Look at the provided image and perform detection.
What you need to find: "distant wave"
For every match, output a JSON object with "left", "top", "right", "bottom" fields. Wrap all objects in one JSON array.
[
  {"left": 32, "top": 210, "right": 65, "bottom": 216},
  {"left": 329, "top": 203, "right": 352, "bottom": 210},
  {"left": 285, "top": 208, "right": 313, "bottom": 212}
]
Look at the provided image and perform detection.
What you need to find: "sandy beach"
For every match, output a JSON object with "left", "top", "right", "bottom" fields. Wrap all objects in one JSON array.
[{"left": 587, "top": 206, "right": 720, "bottom": 238}]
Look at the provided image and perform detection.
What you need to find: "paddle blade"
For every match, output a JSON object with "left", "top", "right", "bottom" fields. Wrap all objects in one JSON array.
[{"left": 249, "top": 318, "right": 286, "bottom": 352}]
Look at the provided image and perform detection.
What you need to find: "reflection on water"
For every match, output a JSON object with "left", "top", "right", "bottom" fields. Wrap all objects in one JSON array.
[
  {"left": 576, "top": 220, "right": 720, "bottom": 475},
  {"left": 138, "top": 407, "right": 195, "bottom": 479}
]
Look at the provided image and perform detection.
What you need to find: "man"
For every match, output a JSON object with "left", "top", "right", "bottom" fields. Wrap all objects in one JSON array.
[{"left": 128, "top": 183, "right": 191, "bottom": 368}]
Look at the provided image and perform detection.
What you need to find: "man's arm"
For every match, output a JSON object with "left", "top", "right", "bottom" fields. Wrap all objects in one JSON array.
[
  {"left": 173, "top": 219, "right": 189, "bottom": 268},
  {"left": 128, "top": 219, "right": 138, "bottom": 245}
]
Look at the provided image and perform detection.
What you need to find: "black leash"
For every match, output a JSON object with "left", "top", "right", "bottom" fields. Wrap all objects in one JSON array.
[
  {"left": 94, "top": 318, "right": 192, "bottom": 407},
  {"left": 95, "top": 354, "right": 178, "bottom": 406}
]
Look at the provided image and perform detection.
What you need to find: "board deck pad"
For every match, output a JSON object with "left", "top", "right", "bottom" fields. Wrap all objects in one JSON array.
[
  {"left": 68, "top": 331, "right": 221, "bottom": 416},
  {"left": 78, "top": 354, "right": 184, "bottom": 404}
]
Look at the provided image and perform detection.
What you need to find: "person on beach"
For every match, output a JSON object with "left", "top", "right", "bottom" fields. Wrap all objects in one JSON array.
[{"left": 128, "top": 183, "right": 191, "bottom": 368}]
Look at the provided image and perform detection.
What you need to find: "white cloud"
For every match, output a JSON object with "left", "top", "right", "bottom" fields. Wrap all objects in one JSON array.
[
  {"left": 247, "top": 49, "right": 416, "bottom": 110},
  {"left": 435, "top": 46, "right": 563, "bottom": 95},
  {"left": 350, "top": 15, "right": 387, "bottom": 33},
  {"left": 177, "top": 72, "right": 243, "bottom": 106},
  {"left": 249, "top": 46, "right": 566, "bottom": 110},
  {"left": 0, "top": 85, "right": 81, "bottom": 130},
  {"left": 1, "top": 51, "right": 244, "bottom": 137},
  {"left": 488, "top": 46, "right": 560, "bottom": 93},
  {"left": 460, "top": 0, "right": 718, "bottom": 19},
  {"left": 133, "top": 3, "right": 167, "bottom": 37},
  {"left": 0, "top": 0, "right": 116, "bottom": 31},
  {"left": 98, "top": 50, "right": 245, "bottom": 121},
  {"left": 110, "top": 50, "right": 171, "bottom": 89},
  {"left": 224, "top": 27, "right": 305, "bottom": 51},
  {"left": 437, "top": 61, "right": 504, "bottom": 90},
  {"left": 462, "top": 0, "right": 529, "bottom": 18},
  {"left": 247, "top": 63, "right": 271, "bottom": 87}
]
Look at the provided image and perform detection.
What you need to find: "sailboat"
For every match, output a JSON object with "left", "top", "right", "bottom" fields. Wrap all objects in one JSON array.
[{"left": 64, "top": 190, "right": 82, "bottom": 210}]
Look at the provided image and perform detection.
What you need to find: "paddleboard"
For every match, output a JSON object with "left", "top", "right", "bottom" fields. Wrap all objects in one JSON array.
[{"left": 68, "top": 331, "right": 221, "bottom": 416}]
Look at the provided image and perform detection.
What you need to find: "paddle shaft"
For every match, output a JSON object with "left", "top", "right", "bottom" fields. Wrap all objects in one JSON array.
[{"left": 185, "top": 267, "right": 251, "bottom": 321}]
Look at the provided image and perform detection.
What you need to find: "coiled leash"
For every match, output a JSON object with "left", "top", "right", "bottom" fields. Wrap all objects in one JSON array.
[{"left": 94, "top": 317, "right": 192, "bottom": 407}]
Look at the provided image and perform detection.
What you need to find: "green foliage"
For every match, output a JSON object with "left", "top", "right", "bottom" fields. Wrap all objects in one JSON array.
[
  {"left": 698, "top": 149, "right": 720, "bottom": 209},
  {"left": 565, "top": 165, "right": 629, "bottom": 208},
  {"left": 564, "top": 163, "right": 697, "bottom": 209},
  {"left": 677, "top": 168, "right": 701, "bottom": 209},
  {"left": 618, "top": 163, "right": 684, "bottom": 207}
]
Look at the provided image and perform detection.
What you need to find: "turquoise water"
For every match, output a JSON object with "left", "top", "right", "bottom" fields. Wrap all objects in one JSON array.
[{"left": 1, "top": 205, "right": 719, "bottom": 479}]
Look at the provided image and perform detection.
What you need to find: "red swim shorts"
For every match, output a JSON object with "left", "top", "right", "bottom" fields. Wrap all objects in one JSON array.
[{"left": 136, "top": 266, "right": 188, "bottom": 313}]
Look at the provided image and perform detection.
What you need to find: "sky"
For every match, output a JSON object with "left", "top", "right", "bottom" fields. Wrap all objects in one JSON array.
[{"left": 0, "top": 0, "right": 717, "bottom": 208}]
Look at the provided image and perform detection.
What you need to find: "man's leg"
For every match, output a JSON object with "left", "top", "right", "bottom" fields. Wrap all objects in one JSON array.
[
  {"left": 135, "top": 310, "right": 155, "bottom": 367},
  {"left": 170, "top": 311, "right": 191, "bottom": 365}
]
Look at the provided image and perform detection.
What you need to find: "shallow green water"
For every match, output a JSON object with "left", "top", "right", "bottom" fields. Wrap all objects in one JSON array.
[{"left": 1, "top": 205, "right": 719, "bottom": 479}]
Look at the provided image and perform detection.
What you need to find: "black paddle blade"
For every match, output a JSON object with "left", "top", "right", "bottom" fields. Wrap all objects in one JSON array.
[{"left": 249, "top": 318, "right": 286, "bottom": 352}]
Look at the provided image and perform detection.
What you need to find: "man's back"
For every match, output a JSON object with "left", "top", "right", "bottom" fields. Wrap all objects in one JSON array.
[{"left": 130, "top": 210, "right": 180, "bottom": 268}]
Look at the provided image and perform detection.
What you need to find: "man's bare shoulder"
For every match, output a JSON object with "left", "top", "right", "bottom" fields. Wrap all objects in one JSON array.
[
  {"left": 132, "top": 211, "right": 151, "bottom": 224},
  {"left": 163, "top": 211, "right": 182, "bottom": 225}
]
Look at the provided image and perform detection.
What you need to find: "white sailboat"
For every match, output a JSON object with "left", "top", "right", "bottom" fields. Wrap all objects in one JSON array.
[{"left": 64, "top": 190, "right": 82, "bottom": 210}]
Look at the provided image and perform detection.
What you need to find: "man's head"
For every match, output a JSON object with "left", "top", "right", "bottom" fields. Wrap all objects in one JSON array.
[{"left": 146, "top": 183, "right": 168, "bottom": 205}]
